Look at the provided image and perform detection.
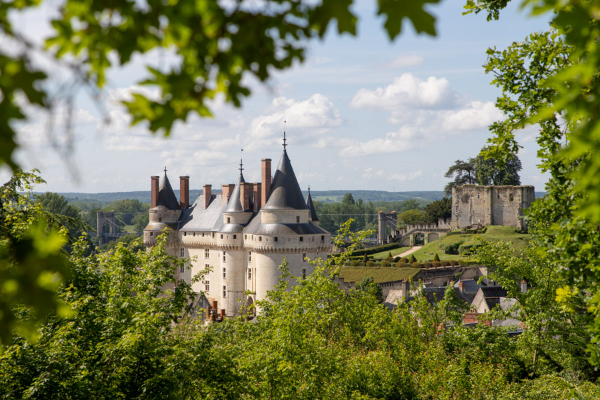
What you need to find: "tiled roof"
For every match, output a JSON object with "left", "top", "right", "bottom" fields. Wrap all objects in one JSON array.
[
  {"left": 262, "top": 150, "right": 308, "bottom": 210},
  {"left": 156, "top": 172, "right": 179, "bottom": 210}
]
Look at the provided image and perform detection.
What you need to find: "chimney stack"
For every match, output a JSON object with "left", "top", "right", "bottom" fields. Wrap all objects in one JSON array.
[
  {"left": 151, "top": 176, "right": 160, "bottom": 208},
  {"left": 521, "top": 280, "right": 528, "bottom": 294},
  {"left": 253, "top": 183, "right": 262, "bottom": 212},
  {"left": 203, "top": 184, "right": 212, "bottom": 209},
  {"left": 458, "top": 280, "right": 465, "bottom": 292},
  {"left": 222, "top": 184, "right": 235, "bottom": 206},
  {"left": 240, "top": 182, "right": 251, "bottom": 211},
  {"left": 261, "top": 158, "right": 271, "bottom": 208},
  {"left": 220, "top": 309, "right": 226, "bottom": 321},
  {"left": 179, "top": 176, "right": 190, "bottom": 208},
  {"left": 401, "top": 280, "right": 410, "bottom": 303}
]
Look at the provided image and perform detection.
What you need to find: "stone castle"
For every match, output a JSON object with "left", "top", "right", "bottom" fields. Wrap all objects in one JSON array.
[{"left": 143, "top": 146, "right": 331, "bottom": 318}]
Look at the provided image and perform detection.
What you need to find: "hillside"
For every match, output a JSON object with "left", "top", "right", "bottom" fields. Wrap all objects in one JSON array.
[{"left": 337, "top": 266, "right": 421, "bottom": 284}]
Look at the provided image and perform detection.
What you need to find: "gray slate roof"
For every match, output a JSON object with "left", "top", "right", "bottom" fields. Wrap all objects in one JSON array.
[
  {"left": 157, "top": 173, "right": 180, "bottom": 210},
  {"left": 224, "top": 173, "right": 245, "bottom": 213},
  {"left": 306, "top": 189, "right": 319, "bottom": 222},
  {"left": 263, "top": 151, "right": 308, "bottom": 210}
]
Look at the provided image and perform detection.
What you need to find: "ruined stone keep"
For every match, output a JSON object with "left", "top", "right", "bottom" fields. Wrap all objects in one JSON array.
[
  {"left": 450, "top": 184, "right": 535, "bottom": 231},
  {"left": 143, "top": 147, "right": 331, "bottom": 318}
]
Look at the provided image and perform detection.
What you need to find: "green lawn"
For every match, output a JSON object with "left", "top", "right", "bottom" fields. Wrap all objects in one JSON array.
[
  {"left": 123, "top": 225, "right": 137, "bottom": 233},
  {"left": 370, "top": 246, "right": 412, "bottom": 260},
  {"left": 411, "top": 225, "right": 530, "bottom": 262},
  {"left": 337, "top": 267, "right": 421, "bottom": 284}
]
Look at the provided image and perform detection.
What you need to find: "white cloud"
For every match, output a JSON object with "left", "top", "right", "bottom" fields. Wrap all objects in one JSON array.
[
  {"left": 441, "top": 101, "right": 502, "bottom": 131},
  {"left": 342, "top": 126, "right": 419, "bottom": 157},
  {"left": 350, "top": 73, "right": 459, "bottom": 111},
  {"left": 389, "top": 170, "right": 423, "bottom": 181},
  {"left": 388, "top": 55, "right": 424, "bottom": 68}
]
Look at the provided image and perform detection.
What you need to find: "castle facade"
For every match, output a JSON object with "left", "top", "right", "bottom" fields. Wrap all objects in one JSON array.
[{"left": 143, "top": 148, "right": 331, "bottom": 317}]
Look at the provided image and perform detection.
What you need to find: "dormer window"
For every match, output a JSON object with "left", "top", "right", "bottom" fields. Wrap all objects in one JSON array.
[
  {"left": 227, "top": 217, "right": 231, "bottom": 223},
  {"left": 274, "top": 237, "right": 278, "bottom": 242},
  {"left": 300, "top": 237, "right": 303, "bottom": 242},
  {"left": 296, "top": 216, "right": 300, "bottom": 223}
]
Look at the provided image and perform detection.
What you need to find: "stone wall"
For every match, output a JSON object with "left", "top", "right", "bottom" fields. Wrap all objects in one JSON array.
[{"left": 451, "top": 185, "right": 535, "bottom": 230}]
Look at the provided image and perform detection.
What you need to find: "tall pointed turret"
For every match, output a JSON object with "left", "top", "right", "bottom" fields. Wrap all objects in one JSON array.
[
  {"left": 306, "top": 186, "right": 319, "bottom": 223},
  {"left": 225, "top": 150, "right": 247, "bottom": 213},
  {"left": 262, "top": 150, "right": 308, "bottom": 210},
  {"left": 156, "top": 167, "right": 179, "bottom": 210}
]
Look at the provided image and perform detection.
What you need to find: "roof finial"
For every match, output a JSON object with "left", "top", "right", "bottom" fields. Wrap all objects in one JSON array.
[
  {"left": 308, "top": 185, "right": 310, "bottom": 193},
  {"left": 283, "top": 120, "right": 287, "bottom": 151},
  {"left": 239, "top": 148, "right": 244, "bottom": 174},
  {"left": 164, "top": 166, "right": 167, "bottom": 174}
]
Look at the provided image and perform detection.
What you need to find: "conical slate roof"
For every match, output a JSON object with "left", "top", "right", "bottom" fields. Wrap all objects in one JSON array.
[
  {"left": 306, "top": 188, "right": 319, "bottom": 222},
  {"left": 224, "top": 173, "right": 245, "bottom": 213},
  {"left": 263, "top": 150, "right": 308, "bottom": 210},
  {"left": 157, "top": 172, "right": 180, "bottom": 210}
]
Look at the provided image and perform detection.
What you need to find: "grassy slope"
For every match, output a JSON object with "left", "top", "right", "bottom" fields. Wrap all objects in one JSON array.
[
  {"left": 411, "top": 225, "right": 529, "bottom": 262},
  {"left": 370, "top": 246, "right": 412, "bottom": 259},
  {"left": 337, "top": 267, "right": 421, "bottom": 284}
]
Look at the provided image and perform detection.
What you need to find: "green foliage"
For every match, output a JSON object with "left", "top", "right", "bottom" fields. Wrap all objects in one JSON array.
[
  {"left": 474, "top": 147, "right": 522, "bottom": 186},
  {"left": 423, "top": 197, "right": 452, "bottom": 223},
  {"left": 409, "top": 254, "right": 417, "bottom": 263},
  {"left": 382, "top": 260, "right": 391, "bottom": 268},
  {"left": 396, "top": 209, "right": 429, "bottom": 227},
  {"left": 433, "top": 253, "right": 440, "bottom": 262},
  {"left": 351, "top": 242, "right": 401, "bottom": 257},
  {"left": 444, "top": 158, "right": 476, "bottom": 196},
  {"left": 358, "top": 277, "right": 384, "bottom": 303}
]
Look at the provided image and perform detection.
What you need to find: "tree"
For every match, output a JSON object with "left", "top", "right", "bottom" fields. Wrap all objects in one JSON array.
[
  {"left": 0, "top": 1, "right": 441, "bottom": 172},
  {"left": 35, "top": 192, "right": 85, "bottom": 238},
  {"left": 474, "top": 148, "right": 522, "bottom": 186},
  {"left": 341, "top": 193, "right": 356, "bottom": 206},
  {"left": 423, "top": 198, "right": 452, "bottom": 224},
  {"left": 358, "top": 277, "right": 384, "bottom": 303},
  {"left": 444, "top": 159, "right": 476, "bottom": 196},
  {"left": 397, "top": 209, "right": 428, "bottom": 227}
]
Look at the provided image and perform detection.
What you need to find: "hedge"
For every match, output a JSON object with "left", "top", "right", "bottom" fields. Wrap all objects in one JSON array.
[{"left": 351, "top": 243, "right": 401, "bottom": 257}]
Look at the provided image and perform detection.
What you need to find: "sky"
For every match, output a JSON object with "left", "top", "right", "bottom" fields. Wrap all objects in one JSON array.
[{"left": 1, "top": 0, "right": 552, "bottom": 194}]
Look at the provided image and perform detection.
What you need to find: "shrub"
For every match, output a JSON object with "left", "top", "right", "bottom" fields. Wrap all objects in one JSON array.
[
  {"left": 382, "top": 261, "right": 391, "bottom": 268},
  {"left": 366, "top": 261, "right": 375, "bottom": 267},
  {"left": 387, "top": 252, "right": 393, "bottom": 258},
  {"left": 386, "top": 257, "right": 394, "bottom": 263},
  {"left": 423, "top": 262, "right": 432, "bottom": 269},
  {"left": 466, "top": 229, "right": 477, "bottom": 234},
  {"left": 362, "top": 254, "right": 368, "bottom": 263},
  {"left": 450, "top": 260, "right": 459, "bottom": 266},
  {"left": 441, "top": 260, "right": 449, "bottom": 267},
  {"left": 432, "top": 261, "right": 441, "bottom": 268},
  {"left": 352, "top": 243, "right": 401, "bottom": 257},
  {"left": 459, "top": 243, "right": 481, "bottom": 256},
  {"left": 433, "top": 253, "right": 440, "bottom": 262},
  {"left": 409, "top": 254, "right": 417, "bottom": 263},
  {"left": 393, "top": 257, "right": 400, "bottom": 263},
  {"left": 412, "top": 261, "right": 422, "bottom": 268},
  {"left": 442, "top": 241, "right": 463, "bottom": 255},
  {"left": 350, "top": 260, "right": 360, "bottom": 267},
  {"left": 396, "top": 261, "right": 407, "bottom": 268}
]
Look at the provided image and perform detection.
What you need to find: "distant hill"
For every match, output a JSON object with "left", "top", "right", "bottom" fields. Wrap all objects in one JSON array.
[{"left": 54, "top": 189, "right": 548, "bottom": 205}]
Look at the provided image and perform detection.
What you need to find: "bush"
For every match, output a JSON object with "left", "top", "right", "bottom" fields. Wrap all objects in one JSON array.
[
  {"left": 466, "top": 229, "right": 477, "bottom": 234},
  {"left": 396, "top": 261, "right": 407, "bottom": 268},
  {"left": 362, "top": 254, "right": 368, "bottom": 263},
  {"left": 393, "top": 257, "right": 401, "bottom": 263},
  {"left": 412, "top": 261, "right": 422, "bottom": 268},
  {"left": 386, "top": 257, "right": 394, "bottom": 263},
  {"left": 433, "top": 253, "right": 440, "bottom": 262},
  {"left": 442, "top": 241, "right": 463, "bottom": 255},
  {"left": 423, "top": 262, "right": 432, "bottom": 269},
  {"left": 450, "top": 260, "right": 459, "bottom": 266},
  {"left": 382, "top": 261, "right": 391, "bottom": 268},
  {"left": 432, "top": 261, "right": 441, "bottom": 268},
  {"left": 352, "top": 243, "right": 401, "bottom": 257},
  {"left": 441, "top": 260, "right": 449, "bottom": 267},
  {"left": 459, "top": 243, "right": 481, "bottom": 255},
  {"left": 350, "top": 260, "right": 360, "bottom": 267},
  {"left": 409, "top": 254, "right": 417, "bottom": 263},
  {"left": 387, "top": 252, "right": 393, "bottom": 258},
  {"left": 366, "top": 261, "right": 375, "bottom": 267}
]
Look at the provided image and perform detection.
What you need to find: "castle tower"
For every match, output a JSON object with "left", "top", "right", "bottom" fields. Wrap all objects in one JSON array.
[
  {"left": 306, "top": 186, "right": 319, "bottom": 226},
  {"left": 143, "top": 168, "right": 181, "bottom": 251}
]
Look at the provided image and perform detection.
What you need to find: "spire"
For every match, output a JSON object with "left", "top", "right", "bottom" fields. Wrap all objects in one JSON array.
[
  {"left": 239, "top": 149, "right": 244, "bottom": 175},
  {"left": 156, "top": 168, "right": 179, "bottom": 210},
  {"left": 306, "top": 186, "right": 319, "bottom": 222},
  {"left": 283, "top": 120, "right": 287, "bottom": 152},
  {"left": 262, "top": 149, "right": 308, "bottom": 210},
  {"left": 224, "top": 170, "right": 246, "bottom": 213}
]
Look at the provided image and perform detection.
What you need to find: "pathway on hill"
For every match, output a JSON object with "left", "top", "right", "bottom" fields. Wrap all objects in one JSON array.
[{"left": 397, "top": 246, "right": 422, "bottom": 258}]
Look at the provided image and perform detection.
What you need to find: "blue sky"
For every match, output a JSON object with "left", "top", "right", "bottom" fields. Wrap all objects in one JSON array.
[{"left": 1, "top": 0, "right": 552, "bottom": 194}]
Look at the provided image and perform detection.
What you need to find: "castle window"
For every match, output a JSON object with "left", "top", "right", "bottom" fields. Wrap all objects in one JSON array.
[
  {"left": 303, "top": 253, "right": 307, "bottom": 261},
  {"left": 300, "top": 237, "right": 304, "bottom": 242},
  {"left": 274, "top": 237, "right": 278, "bottom": 242},
  {"left": 223, "top": 268, "right": 226, "bottom": 278},
  {"left": 221, "top": 234, "right": 223, "bottom": 239},
  {"left": 204, "top": 281, "right": 210, "bottom": 292},
  {"left": 509, "top": 194, "right": 514, "bottom": 201},
  {"left": 249, "top": 252, "right": 252, "bottom": 261},
  {"left": 245, "top": 235, "right": 247, "bottom": 239},
  {"left": 180, "top": 265, "right": 184, "bottom": 273},
  {"left": 150, "top": 232, "right": 153, "bottom": 237},
  {"left": 302, "top": 269, "right": 306, "bottom": 279},
  {"left": 212, "top": 233, "right": 215, "bottom": 238},
  {"left": 248, "top": 268, "right": 252, "bottom": 280},
  {"left": 193, "top": 232, "right": 195, "bottom": 237},
  {"left": 227, "top": 217, "right": 230, "bottom": 223},
  {"left": 205, "top": 263, "right": 209, "bottom": 271},
  {"left": 321, "top": 235, "right": 324, "bottom": 241},
  {"left": 180, "top": 247, "right": 185, "bottom": 257},
  {"left": 205, "top": 249, "right": 210, "bottom": 258},
  {"left": 498, "top": 194, "right": 500, "bottom": 199},
  {"left": 184, "top": 232, "right": 187, "bottom": 236},
  {"left": 233, "top": 235, "right": 237, "bottom": 239},
  {"left": 461, "top": 194, "right": 469, "bottom": 203},
  {"left": 223, "top": 286, "right": 227, "bottom": 298},
  {"left": 223, "top": 253, "right": 226, "bottom": 262},
  {"left": 159, "top": 218, "right": 162, "bottom": 222},
  {"left": 259, "top": 236, "right": 262, "bottom": 241},
  {"left": 202, "top": 232, "right": 205, "bottom": 237},
  {"left": 296, "top": 216, "right": 300, "bottom": 223}
]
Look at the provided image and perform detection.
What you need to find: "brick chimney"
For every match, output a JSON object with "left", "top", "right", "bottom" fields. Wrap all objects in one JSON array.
[
  {"left": 151, "top": 176, "right": 160, "bottom": 208},
  {"left": 222, "top": 184, "right": 235, "bottom": 206},
  {"left": 179, "top": 176, "right": 189, "bottom": 208},
  {"left": 458, "top": 280, "right": 465, "bottom": 292},
  {"left": 261, "top": 158, "right": 271, "bottom": 208},
  {"left": 521, "top": 279, "right": 528, "bottom": 294},
  {"left": 253, "top": 183, "right": 262, "bottom": 212},
  {"left": 240, "top": 182, "right": 251, "bottom": 211},
  {"left": 203, "top": 184, "right": 212, "bottom": 209}
]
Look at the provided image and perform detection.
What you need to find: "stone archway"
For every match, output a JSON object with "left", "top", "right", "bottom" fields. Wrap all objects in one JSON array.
[
  {"left": 245, "top": 296, "right": 256, "bottom": 317},
  {"left": 427, "top": 232, "right": 440, "bottom": 242},
  {"left": 414, "top": 232, "right": 425, "bottom": 246}
]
